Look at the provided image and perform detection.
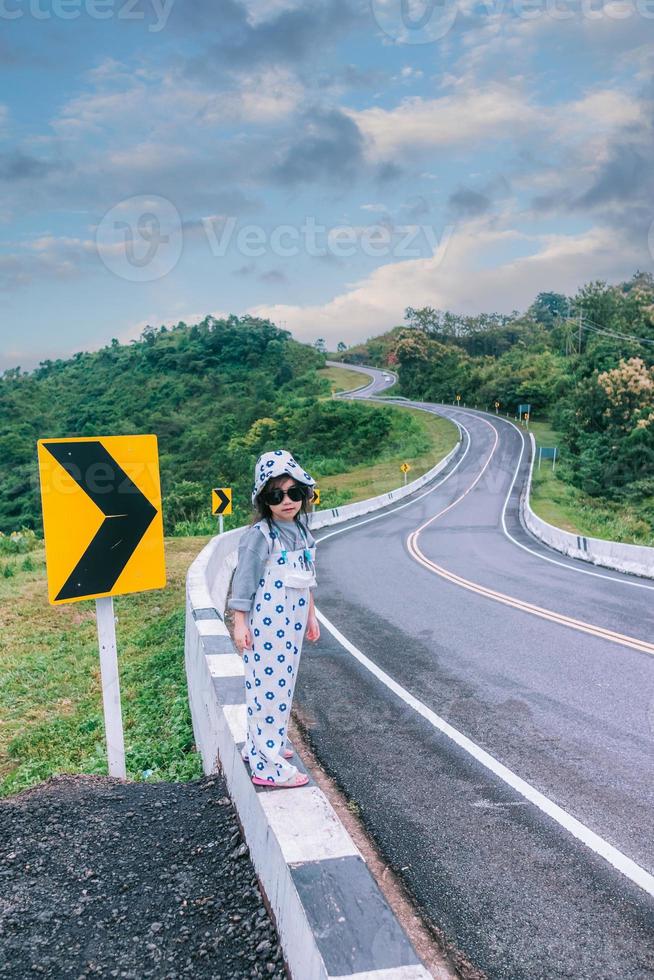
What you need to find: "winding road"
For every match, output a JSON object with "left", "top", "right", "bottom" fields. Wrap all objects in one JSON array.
[{"left": 295, "top": 364, "right": 654, "bottom": 980}]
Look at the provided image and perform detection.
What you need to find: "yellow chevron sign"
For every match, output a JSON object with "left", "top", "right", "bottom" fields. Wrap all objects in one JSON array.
[
  {"left": 400, "top": 463, "right": 411, "bottom": 473},
  {"left": 312, "top": 487, "right": 321, "bottom": 506},
  {"left": 211, "top": 487, "right": 233, "bottom": 516},
  {"left": 37, "top": 434, "right": 165, "bottom": 605}
]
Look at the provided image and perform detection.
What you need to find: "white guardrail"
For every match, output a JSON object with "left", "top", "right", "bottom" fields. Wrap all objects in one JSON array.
[{"left": 522, "top": 432, "right": 654, "bottom": 580}]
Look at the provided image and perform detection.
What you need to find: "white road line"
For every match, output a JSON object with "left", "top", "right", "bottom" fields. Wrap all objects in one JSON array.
[
  {"left": 314, "top": 606, "right": 654, "bottom": 900},
  {"left": 315, "top": 420, "right": 470, "bottom": 545},
  {"left": 425, "top": 400, "right": 654, "bottom": 592},
  {"left": 346, "top": 372, "right": 654, "bottom": 592},
  {"left": 488, "top": 410, "right": 654, "bottom": 592}
]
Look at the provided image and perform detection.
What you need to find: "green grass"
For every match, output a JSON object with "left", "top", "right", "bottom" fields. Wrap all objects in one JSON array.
[
  {"left": 526, "top": 420, "right": 653, "bottom": 546},
  {"left": 0, "top": 537, "right": 209, "bottom": 797},
  {"left": 318, "top": 365, "right": 371, "bottom": 394},
  {"left": 315, "top": 399, "right": 459, "bottom": 505}
]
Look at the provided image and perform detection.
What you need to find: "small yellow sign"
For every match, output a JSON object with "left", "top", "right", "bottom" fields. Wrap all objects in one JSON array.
[
  {"left": 37, "top": 435, "right": 165, "bottom": 605},
  {"left": 312, "top": 487, "right": 321, "bottom": 507},
  {"left": 211, "top": 487, "right": 233, "bottom": 516},
  {"left": 455, "top": 394, "right": 461, "bottom": 402},
  {"left": 400, "top": 463, "right": 411, "bottom": 473}
]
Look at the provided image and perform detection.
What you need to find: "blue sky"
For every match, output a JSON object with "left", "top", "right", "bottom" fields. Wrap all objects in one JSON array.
[{"left": 1, "top": 0, "right": 653, "bottom": 370}]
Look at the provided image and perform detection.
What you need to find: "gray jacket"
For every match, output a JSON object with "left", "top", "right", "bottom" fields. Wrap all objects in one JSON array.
[{"left": 228, "top": 517, "right": 317, "bottom": 612}]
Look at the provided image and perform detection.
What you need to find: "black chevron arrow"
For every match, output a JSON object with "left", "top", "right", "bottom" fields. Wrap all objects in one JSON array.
[
  {"left": 44, "top": 440, "right": 158, "bottom": 601},
  {"left": 212, "top": 488, "right": 231, "bottom": 514}
]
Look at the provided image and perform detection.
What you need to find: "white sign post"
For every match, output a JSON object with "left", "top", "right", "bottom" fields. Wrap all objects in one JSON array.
[{"left": 95, "top": 596, "right": 127, "bottom": 778}]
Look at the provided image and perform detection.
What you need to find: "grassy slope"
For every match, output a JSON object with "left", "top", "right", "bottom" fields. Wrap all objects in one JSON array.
[
  {"left": 0, "top": 536, "right": 209, "bottom": 796},
  {"left": 527, "top": 420, "right": 653, "bottom": 545},
  {"left": 317, "top": 368, "right": 458, "bottom": 499},
  {"left": 318, "top": 365, "right": 370, "bottom": 393}
]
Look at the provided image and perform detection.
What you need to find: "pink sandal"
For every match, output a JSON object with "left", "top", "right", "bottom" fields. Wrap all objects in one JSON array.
[{"left": 251, "top": 771, "right": 309, "bottom": 789}]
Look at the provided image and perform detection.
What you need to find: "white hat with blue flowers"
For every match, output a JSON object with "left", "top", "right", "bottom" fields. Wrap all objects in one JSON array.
[{"left": 251, "top": 449, "right": 316, "bottom": 504}]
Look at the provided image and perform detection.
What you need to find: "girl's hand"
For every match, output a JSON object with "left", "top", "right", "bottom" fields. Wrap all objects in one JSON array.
[
  {"left": 233, "top": 617, "right": 252, "bottom": 653},
  {"left": 305, "top": 614, "right": 320, "bottom": 642}
]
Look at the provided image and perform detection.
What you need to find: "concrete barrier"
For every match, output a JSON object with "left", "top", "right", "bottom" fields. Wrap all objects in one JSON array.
[
  {"left": 185, "top": 437, "right": 463, "bottom": 979},
  {"left": 522, "top": 432, "right": 654, "bottom": 580}
]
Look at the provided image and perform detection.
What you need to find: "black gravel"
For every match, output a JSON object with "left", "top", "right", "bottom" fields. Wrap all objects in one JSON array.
[{"left": 0, "top": 774, "right": 288, "bottom": 979}]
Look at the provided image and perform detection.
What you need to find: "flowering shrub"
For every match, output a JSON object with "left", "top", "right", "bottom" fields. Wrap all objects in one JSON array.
[{"left": 596, "top": 357, "right": 654, "bottom": 432}]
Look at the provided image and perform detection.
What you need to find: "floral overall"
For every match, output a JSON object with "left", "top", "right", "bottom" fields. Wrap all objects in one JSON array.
[{"left": 241, "top": 520, "right": 317, "bottom": 783}]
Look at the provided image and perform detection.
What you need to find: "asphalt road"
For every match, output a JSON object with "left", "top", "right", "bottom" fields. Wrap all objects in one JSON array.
[{"left": 294, "top": 363, "right": 654, "bottom": 980}]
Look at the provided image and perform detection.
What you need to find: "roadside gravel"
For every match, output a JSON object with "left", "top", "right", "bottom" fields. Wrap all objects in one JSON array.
[{"left": 0, "top": 773, "right": 287, "bottom": 979}]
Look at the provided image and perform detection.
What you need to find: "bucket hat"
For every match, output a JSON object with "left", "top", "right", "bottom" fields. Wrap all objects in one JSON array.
[{"left": 251, "top": 449, "right": 316, "bottom": 505}]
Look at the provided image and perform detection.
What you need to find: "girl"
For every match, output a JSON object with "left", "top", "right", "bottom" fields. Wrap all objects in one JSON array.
[{"left": 229, "top": 449, "right": 320, "bottom": 789}]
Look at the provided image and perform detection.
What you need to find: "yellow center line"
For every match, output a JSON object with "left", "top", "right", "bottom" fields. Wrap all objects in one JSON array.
[{"left": 406, "top": 415, "right": 654, "bottom": 658}]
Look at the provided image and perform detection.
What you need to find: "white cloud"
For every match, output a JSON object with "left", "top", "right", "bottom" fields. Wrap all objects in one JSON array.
[
  {"left": 444, "top": 0, "right": 654, "bottom": 88},
  {"left": 246, "top": 217, "right": 646, "bottom": 345},
  {"left": 199, "top": 67, "right": 304, "bottom": 124},
  {"left": 0, "top": 234, "right": 98, "bottom": 289},
  {"left": 392, "top": 66, "right": 424, "bottom": 82},
  {"left": 346, "top": 83, "right": 537, "bottom": 160},
  {"left": 345, "top": 78, "right": 644, "bottom": 185},
  {"left": 51, "top": 63, "right": 303, "bottom": 144},
  {"left": 241, "top": 0, "right": 304, "bottom": 26}
]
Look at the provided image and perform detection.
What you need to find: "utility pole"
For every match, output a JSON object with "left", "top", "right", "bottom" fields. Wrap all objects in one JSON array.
[{"left": 578, "top": 311, "right": 583, "bottom": 354}]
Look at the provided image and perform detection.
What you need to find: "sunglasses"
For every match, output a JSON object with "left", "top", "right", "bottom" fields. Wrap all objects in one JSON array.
[{"left": 263, "top": 484, "right": 307, "bottom": 506}]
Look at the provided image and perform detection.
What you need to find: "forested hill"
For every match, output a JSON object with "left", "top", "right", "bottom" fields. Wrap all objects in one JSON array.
[
  {"left": 0, "top": 316, "right": 406, "bottom": 535},
  {"left": 334, "top": 272, "right": 654, "bottom": 514}
]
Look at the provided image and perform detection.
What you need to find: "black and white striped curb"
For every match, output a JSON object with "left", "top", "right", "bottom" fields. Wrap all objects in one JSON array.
[
  {"left": 187, "top": 604, "right": 433, "bottom": 979},
  {"left": 185, "top": 442, "right": 463, "bottom": 980}
]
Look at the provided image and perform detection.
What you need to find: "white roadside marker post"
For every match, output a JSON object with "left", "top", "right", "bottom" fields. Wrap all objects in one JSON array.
[{"left": 95, "top": 596, "right": 127, "bottom": 778}]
